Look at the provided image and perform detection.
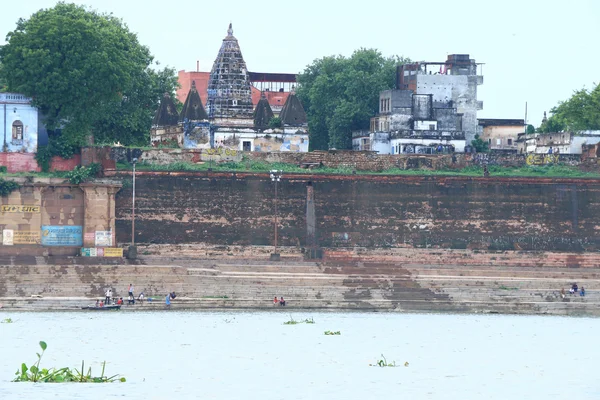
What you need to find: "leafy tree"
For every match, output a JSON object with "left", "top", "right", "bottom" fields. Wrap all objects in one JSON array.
[
  {"left": 268, "top": 117, "right": 282, "bottom": 129},
  {"left": 92, "top": 66, "right": 180, "bottom": 146},
  {"left": 471, "top": 134, "right": 489, "bottom": 153},
  {"left": 0, "top": 62, "right": 7, "bottom": 92},
  {"left": 0, "top": 2, "right": 154, "bottom": 148},
  {"left": 297, "top": 49, "right": 409, "bottom": 150},
  {"left": 540, "top": 83, "right": 600, "bottom": 133},
  {"left": 526, "top": 124, "right": 535, "bottom": 134}
]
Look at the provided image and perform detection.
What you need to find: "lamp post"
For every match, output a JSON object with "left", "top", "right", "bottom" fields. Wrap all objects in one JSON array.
[
  {"left": 129, "top": 157, "right": 137, "bottom": 259},
  {"left": 270, "top": 170, "right": 282, "bottom": 261}
]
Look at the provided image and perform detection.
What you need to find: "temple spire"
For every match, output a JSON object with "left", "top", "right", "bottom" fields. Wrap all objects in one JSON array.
[{"left": 227, "top": 23, "right": 233, "bottom": 36}]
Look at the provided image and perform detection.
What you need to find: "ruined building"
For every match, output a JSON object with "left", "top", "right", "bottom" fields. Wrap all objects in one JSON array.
[{"left": 354, "top": 54, "right": 482, "bottom": 154}]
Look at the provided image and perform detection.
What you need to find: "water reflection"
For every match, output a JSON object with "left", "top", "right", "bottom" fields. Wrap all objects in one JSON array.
[{"left": 0, "top": 311, "right": 598, "bottom": 399}]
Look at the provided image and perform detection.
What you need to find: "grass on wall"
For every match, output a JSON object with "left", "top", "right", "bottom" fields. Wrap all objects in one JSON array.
[{"left": 115, "top": 160, "right": 600, "bottom": 179}]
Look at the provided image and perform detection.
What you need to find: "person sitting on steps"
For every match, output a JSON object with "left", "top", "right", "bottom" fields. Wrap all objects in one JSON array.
[
  {"left": 273, "top": 296, "right": 278, "bottom": 305},
  {"left": 279, "top": 297, "right": 286, "bottom": 306}
]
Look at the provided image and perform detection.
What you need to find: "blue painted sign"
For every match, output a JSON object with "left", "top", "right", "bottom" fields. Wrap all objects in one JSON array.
[{"left": 41, "top": 225, "right": 82, "bottom": 246}]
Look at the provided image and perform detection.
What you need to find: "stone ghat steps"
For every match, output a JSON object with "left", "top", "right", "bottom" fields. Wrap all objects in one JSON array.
[
  {"left": 2, "top": 297, "right": 599, "bottom": 316},
  {"left": 322, "top": 251, "right": 600, "bottom": 268}
]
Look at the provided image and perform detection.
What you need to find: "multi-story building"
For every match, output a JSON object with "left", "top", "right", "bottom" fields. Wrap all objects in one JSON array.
[{"left": 354, "top": 54, "right": 482, "bottom": 154}]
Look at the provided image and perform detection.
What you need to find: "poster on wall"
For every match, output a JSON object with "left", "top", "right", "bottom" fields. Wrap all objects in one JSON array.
[
  {"left": 95, "top": 231, "right": 112, "bottom": 247},
  {"left": 14, "top": 231, "right": 41, "bottom": 244},
  {"left": 2, "top": 229, "right": 14, "bottom": 245},
  {"left": 41, "top": 225, "right": 83, "bottom": 246}
]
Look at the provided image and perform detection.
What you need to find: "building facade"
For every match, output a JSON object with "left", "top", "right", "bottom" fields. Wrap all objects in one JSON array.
[
  {"left": 516, "top": 131, "right": 600, "bottom": 154},
  {"left": 478, "top": 119, "right": 524, "bottom": 152},
  {"left": 354, "top": 54, "right": 482, "bottom": 154},
  {"left": 1, "top": 93, "right": 38, "bottom": 153}
]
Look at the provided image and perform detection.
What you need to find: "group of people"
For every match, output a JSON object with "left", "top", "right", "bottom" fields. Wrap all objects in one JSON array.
[
  {"left": 99, "top": 284, "right": 145, "bottom": 307},
  {"left": 560, "top": 283, "right": 585, "bottom": 299},
  {"left": 273, "top": 296, "right": 286, "bottom": 306}
]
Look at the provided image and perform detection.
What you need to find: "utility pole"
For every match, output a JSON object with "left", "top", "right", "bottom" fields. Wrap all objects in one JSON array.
[
  {"left": 270, "top": 170, "right": 282, "bottom": 261},
  {"left": 128, "top": 157, "right": 138, "bottom": 259}
]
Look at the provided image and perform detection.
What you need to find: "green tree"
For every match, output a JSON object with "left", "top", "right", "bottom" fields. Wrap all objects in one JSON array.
[
  {"left": 92, "top": 66, "right": 180, "bottom": 146},
  {"left": 297, "top": 49, "right": 409, "bottom": 150},
  {"left": 526, "top": 124, "right": 535, "bottom": 134},
  {"left": 0, "top": 62, "right": 7, "bottom": 92},
  {"left": 471, "top": 134, "right": 489, "bottom": 153},
  {"left": 0, "top": 2, "right": 154, "bottom": 148},
  {"left": 541, "top": 83, "right": 600, "bottom": 132}
]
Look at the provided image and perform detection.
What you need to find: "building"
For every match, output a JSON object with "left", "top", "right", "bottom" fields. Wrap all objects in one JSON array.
[
  {"left": 516, "top": 131, "right": 600, "bottom": 154},
  {"left": 176, "top": 25, "right": 296, "bottom": 117},
  {"left": 152, "top": 24, "right": 309, "bottom": 153},
  {"left": 1, "top": 93, "right": 39, "bottom": 153},
  {"left": 478, "top": 119, "right": 524, "bottom": 152},
  {"left": 354, "top": 54, "right": 482, "bottom": 154},
  {"left": 354, "top": 55, "right": 482, "bottom": 154},
  {"left": 397, "top": 54, "right": 483, "bottom": 143}
]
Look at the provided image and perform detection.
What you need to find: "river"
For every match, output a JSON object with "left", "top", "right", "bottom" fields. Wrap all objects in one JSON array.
[{"left": 0, "top": 310, "right": 597, "bottom": 399}]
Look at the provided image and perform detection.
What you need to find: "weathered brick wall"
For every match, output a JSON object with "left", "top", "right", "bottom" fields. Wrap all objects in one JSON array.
[
  {"left": 115, "top": 172, "right": 600, "bottom": 252},
  {"left": 87, "top": 146, "right": 591, "bottom": 172},
  {"left": 0, "top": 152, "right": 81, "bottom": 173}
]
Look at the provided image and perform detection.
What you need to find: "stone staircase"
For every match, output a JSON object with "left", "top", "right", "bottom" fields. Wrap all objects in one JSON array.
[{"left": 1, "top": 249, "right": 599, "bottom": 315}]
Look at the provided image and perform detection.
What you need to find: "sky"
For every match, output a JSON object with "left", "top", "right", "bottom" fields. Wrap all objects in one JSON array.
[{"left": 1, "top": 0, "right": 598, "bottom": 127}]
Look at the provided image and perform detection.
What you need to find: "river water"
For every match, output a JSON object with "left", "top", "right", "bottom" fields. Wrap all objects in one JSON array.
[{"left": 0, "top": 310, "right": 597, "bottom": 399}]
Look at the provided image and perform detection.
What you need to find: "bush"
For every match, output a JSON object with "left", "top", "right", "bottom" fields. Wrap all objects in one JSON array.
[
  {"left": 65, "top": 163, "right": 100, "bottom": 184},
  {"left": 0, "top": 178, "right": 20, "bottom": 197}
]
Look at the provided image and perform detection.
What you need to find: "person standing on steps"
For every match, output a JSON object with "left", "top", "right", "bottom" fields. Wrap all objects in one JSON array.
[
  {"left": 128, "top": 284, "right": 135, "bottom": 304},
  {"left": 105, "top": 288, "right": 112, "bottom": 305},
  {"left": 165, "top": 293, "right": 171, "bottom": 308}
]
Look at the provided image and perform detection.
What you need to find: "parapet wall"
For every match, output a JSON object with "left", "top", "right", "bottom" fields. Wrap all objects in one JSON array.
[
  {"left": 114, "top": 172, "right": 600, "bottom": 252},
  {"left": 85, "top": 147, "right": 595, "bottom": 172}
]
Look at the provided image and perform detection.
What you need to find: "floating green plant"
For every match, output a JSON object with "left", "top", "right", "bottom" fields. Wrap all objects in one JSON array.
[
  {"left": 283, "top": 315, "right": 300, "bottom": 325},
  {"left": 324, "top": 330, "right": 341, "bottom": 335},
  {"left": 13, "top": 341, "right": 126, "bottom": 383},
  {"left": 1, "top": 318, "right": 14, "bottom": 323},
  {"left": 370, "top": 354, "right": 397, "bottom": 367},
  {"left": 283, "top": 316, "right": 316, "bottom": 325}
]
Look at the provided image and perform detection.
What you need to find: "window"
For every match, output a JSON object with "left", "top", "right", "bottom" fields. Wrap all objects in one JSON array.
[
  {"left": 488, "top": 139, "right": 492, "bottom": 145},
  {"left": 508, "top": 139, "right": 513, "bottom": 146},
  {"left": 429, "top": 124, "right": 435, "bottom": 131},
  {"left": 12, "top": 120, "right": 23, "bottom": 142},
  {"left": 496, "top": 138, "right": 502, "bottom": 145},
  {"left": 242, "top": 141, "right": 251, "bottom": 152}
]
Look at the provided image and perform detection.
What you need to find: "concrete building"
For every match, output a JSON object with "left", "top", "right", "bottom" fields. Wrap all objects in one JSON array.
[
  {"left": 516, "top": 131, "right": 600, "bottom": 154},
  {"left": 1, "top": 93, "right": 39, "bottom": 153},
  {"left": 397, "top": 54, "right": 483, "bottom": 143},
  {"left": 354, "top": 54, "right": 482, "bottom": 154},
  {"left": 478, "top": 119, "right": 524, "bottom": 152}
]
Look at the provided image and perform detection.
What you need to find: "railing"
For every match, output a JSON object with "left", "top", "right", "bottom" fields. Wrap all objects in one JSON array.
[{"left": 0, "top": 93, "right": 32, "bottom": 104}]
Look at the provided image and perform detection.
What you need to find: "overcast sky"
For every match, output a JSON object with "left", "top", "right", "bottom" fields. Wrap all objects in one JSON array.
[{"left": 1, "top": 0, "right": 598, "bottom": 126}]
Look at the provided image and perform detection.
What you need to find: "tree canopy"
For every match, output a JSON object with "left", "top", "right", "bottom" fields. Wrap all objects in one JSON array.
[
  {"left": 0, "top": 2, "right": 175, "bottom": 148},
  {"left": 539, "top": 83, "right": 600, "bottom": 133},
  {"left": 297, "top": 49, "right": 409, "bottom": 150}
]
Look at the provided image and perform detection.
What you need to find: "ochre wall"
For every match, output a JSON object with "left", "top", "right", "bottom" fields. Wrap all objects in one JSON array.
[{"left": 115, "top": 172, "right": 600, "bottom": 251}]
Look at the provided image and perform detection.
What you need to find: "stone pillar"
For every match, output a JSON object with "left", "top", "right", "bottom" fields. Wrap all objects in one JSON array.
[
  {"left": 306, "top": 181, "right": 321, "bottom": 259},
  {"left": 81, "top": 183, "right": 122, "bottom": 247}
]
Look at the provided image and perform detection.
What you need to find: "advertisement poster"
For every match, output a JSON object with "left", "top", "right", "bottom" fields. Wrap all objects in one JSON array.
[
  {"left": 14, "top": 231, "right": 41, "bottom": 244},
  {"left": 103, "top": 248, "right": 123, "bottom": 257},
  {"left": 41, "top": 225, "right": 83, "bottom": 246},
  {"left": 95, "top": 231, "right": 112, "bottom": 247},
  {"left": 81, "top": 248, "right": 98, "bottom": 257},
  {"left": 2, "top": 229, "right": 14, "bottom": 245}
]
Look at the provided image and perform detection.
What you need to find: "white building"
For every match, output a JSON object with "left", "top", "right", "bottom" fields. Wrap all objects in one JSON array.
[{"left": 1, "top": 93, "right": 39, "bottom": 153}]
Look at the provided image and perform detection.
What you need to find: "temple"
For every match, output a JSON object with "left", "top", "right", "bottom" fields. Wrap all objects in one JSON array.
[{"left": 153, "top": 24, "right": 309, "bottom": 152}]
